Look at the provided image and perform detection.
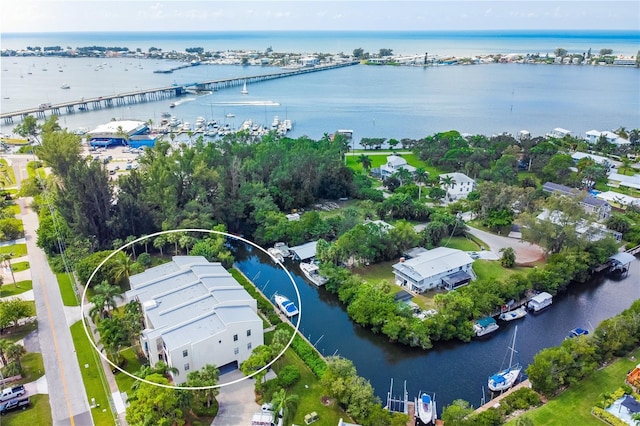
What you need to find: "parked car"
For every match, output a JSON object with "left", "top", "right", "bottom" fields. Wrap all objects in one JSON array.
[
  {"left": 0, "top": 397, "right": 30, "bottom": 415},
  {"left": 0, "top": 385, "right": 25, "bottom": 402}
]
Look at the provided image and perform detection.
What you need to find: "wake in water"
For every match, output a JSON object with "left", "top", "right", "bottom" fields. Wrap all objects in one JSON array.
[{"left": 209, "top": 100, "right": 280, "bottom": 106}]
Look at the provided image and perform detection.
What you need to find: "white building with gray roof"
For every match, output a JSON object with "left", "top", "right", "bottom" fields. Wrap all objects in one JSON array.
[{"left": 125, "top": 256, "right": 263, "bottom": 384}]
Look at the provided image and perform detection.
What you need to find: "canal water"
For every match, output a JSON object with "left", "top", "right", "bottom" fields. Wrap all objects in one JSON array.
[{"left": 232, "top": 242, "right": 640, "bottom": 413}]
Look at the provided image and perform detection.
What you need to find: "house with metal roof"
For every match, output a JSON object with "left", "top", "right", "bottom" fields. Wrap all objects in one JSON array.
[
  {"left": 392, "top": 247, "right": 476, "bottom": 293},
  {"left": 125, "top": 256, "right": 263, "bottom": 384},
  {"left": 542, "top": 182, "right": 612, "bottom": 221},
  {"left": 439, "top": 172, "right": 476, "bottom": 201}
]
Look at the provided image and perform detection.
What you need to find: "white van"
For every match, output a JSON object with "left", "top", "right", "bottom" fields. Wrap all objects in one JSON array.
[{"left": 0, "top": 385, "right": 26, "bottom": 402}]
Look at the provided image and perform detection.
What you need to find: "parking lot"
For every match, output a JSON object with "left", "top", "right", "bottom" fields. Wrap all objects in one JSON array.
[{"left": 82, "top": 145, "right": 142, "bottom": 176}]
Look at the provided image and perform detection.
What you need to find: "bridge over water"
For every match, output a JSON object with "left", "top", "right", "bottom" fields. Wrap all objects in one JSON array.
[{"left": 1, "top": 61, "right": 359, "bottom": 124}]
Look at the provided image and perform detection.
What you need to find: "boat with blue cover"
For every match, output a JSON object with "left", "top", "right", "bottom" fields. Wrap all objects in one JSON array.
[
  {"left": 567, "top": 327, "right": 589, "bottom": 338},
  {"left": 274, "top": 294, "right": 299, "bottom": 318},
  {"left": 415, "top": 391, "right": 436, "bottom": 425},
  {"left": 473, "top": 317, "right": 499, "bottom": 337}
]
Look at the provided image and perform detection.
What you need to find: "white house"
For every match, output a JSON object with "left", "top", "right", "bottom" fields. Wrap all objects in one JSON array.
[
  {"left": 596, "top": 190, "right": 640, "bottom": 208},
  {"left": 379, "top": 155, "right": 416, "bottom": 179},
  {"left": 392, "top": 247, "right": 476, "bottom": 293},
  {"left": 125, "top": 256, "right": 263, "bottom": 384},
  {"left": 584, "top": 130, "right": 630, "bottom": 146},
  {"left": 607, "top": 173, "right": 640, "bottom": 191},
  {"left": 547, "top": 128, "right": 572, "bottom": 138},
  {"left": 439, "top": 172, "right": 476, "bottom": 201},
  {"left": 536, "top": 209, "right": 622, "bottom": 242},
  {"left": 542, "top": 182, "right": 612, "bottom": 221}
]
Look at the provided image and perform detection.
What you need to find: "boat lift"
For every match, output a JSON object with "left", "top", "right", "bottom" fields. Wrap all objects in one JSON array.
[{"left": 385, "top": 378, "right": 409, "bottom": 414}]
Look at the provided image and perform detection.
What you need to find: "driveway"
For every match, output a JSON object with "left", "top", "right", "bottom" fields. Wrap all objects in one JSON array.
[
  {"left": 466, "top": 226, "right": 545, "bottom": 265},
  {"left": 211, "top": 370, "right": 274, "bottom": 426}
]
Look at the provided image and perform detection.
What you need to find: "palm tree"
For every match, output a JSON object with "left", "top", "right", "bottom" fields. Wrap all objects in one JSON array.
[
  {"left": 0, "top": 253, "right": 16, "bottom": 287},
  {"left": 440, "top": 174, "right": 457, "bottom": 200},
  {"left": 0, "top": 339, "right": 11, "bottom": 365},
  {"left": 153, "top": 235, "right": 167, "bottom": 257},
  {"left": 393, "top": 167, "right": 412, "bottom": 186},
  {"left": 357, "top": 154, "right": 372, "bottom": 172},
  {"left": 413, "top": 167, "right": 429, "bottom": 200},
  {"left": 125, "top": 235, "right": 138, "bottom": 258},
  {"left": 112, "top": 252, "right": 133, "bottom": 287},
  {"left": 271, "top": 388, "right": 299, "bottom": 424},
  {"left": 89, "top": 280, "right": 123, "bottom": 319},
  {"left": 6, "top": 343, "right": 26, "bottom": 372},
  {"left": 186, "top": 364, "right": 220, "bottom": 408}
]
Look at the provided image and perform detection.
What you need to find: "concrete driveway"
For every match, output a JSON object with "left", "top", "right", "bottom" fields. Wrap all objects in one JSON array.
[
  {"left": 212, "top": 370, "right": 274, "bottom": 426},
  {"left": 466, "top": 226, "right": 545, "bottom": 265}
]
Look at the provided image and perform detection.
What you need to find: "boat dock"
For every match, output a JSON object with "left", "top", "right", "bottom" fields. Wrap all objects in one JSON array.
[
  {"left": 1, "top": 61, "right": 359, "bottom": 124},
  {"left": 474, "top": 379, "right": 534, "bottom": 414}
]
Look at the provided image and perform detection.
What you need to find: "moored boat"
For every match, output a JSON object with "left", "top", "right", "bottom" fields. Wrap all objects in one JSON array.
[
  {"left": 60, "top": 83, "right": 70, "bottom": 89},
  {"left": 415, "top": 391, "right": 436, "bottom": 425},
  {"left": 488, "top": 325, "right": 521, "bottom": 392},
  {"left": 299, "top": 262, "right": 327, "bottom": 286},
  {"left": 274, "top": 294, "right": 298, "bottom": 318},
  {"left": 499, "top": 306, "right": 527, "bottom": 322},
  {"left": 267, "top": 247, "right": 284, "bottom": 263},
  {"left": 273, "top": 242, "right": 291, "bottom": 258},
  {"left": 527, "top": 292, "right": 553, "bottom": 313},
  {"left": 473, "top": 317, "right": 499, "bottom": 337},
  {"left": 567, "top": 327, "right": 589, "bottom": 339}
]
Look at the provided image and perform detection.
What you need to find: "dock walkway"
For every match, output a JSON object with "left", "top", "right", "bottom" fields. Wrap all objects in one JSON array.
[{"left": 474, "top": 379, "right": 533, "bottom": 414}]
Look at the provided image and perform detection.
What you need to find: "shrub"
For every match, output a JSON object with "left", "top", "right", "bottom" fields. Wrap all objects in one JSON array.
[
  {"left": 503, "top": 387, "right": 542, "bottom": 413},
  {"left": 592, "top": 407, "right": 628, "bottom": 426},
  {"left": 278, "top": 365, "right": 300, "bottom": 388}
]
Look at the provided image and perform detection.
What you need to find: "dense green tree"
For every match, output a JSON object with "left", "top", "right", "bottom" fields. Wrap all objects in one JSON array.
[
  {"left": 442, "top": 399, "right": 474, "bottom": 425},
  {"left": 126, "top": 373, "right": 185, "bottom": 426},
  {"left": 270, "top": 388, "right": 299, "bottom": 425},
  {"left": 500, "top": 247, "right": 516, "bottom": 268},
  {"left": 0, "top": 298, "right": 34, "bottom": 329},
  {"left": 185, "top": 364, "right": 220, "bottom": 414}
]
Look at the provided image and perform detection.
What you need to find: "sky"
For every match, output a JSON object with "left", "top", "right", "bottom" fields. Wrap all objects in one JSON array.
[{"left": 1, "top": 0, "right": 639, "bottom": 33}]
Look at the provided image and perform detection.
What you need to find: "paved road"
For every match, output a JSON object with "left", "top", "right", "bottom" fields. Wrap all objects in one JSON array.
[
  {"left": 20, "top": 198, "right": 93, "bottom": 426},
  {"left": 466, "top": 226, "right": 545, "bottom": 265}
]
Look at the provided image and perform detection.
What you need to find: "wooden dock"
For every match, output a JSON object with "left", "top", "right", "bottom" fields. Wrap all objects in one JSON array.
[{"left": 474, "top": 379, "right": 533, "bottom": 414}]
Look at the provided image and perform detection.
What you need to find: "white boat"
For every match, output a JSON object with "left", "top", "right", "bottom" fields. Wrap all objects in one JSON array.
[
  {"left": 273, "top": 242, "right": 291, "bottom": 258},
  {"left": 195, "top": 116, "right": 206, "bottom": 128},
  {"left": 299, "top": 262, "right": 327, "bottom": 286},
  {"left": 225, "top": 112, "right": 235, "bottom": 118},
  {"left": 415, "top": 391, "right": 436, "bottom": 425},
  {"left": 271, "top": 116, "right": 280, "bottom": 129},
  {"left": 169, "top": 102, "right": 176, "bottom": 108},
  {"left": 182, "top": 122, "right": 191, "bottom": 131},
  {"left": 473, "top": 317, "right": 499, "bottom": 337},
  {"left": 274, "top": 294, "right": 298, "bottom": 318},
  {"left": 527, "top": 292, "right": 553, "bottom": 313},
  {"left": 241, "top": 81, "right": 248, "bottom": 94},
  {"left": 499, "top": 306, "right": 527, "bottom": 322},
  {"left": 267, "top": 247, "right": 284, "bottom": 263},
  {"left": 60, "top": 83, "right": 70, "bottom": 89},
  {"left": 488, "top": 325, "right": 522, "bottom": 392}
]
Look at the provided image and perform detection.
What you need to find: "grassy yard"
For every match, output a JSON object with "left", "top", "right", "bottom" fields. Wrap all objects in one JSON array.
[
  {"left": 0, "top": 393, "right": 52, "bottom": 426},
  {"left": 273, "top": 346, "right": 347, "bottom": 426},
  {"left": 442, "top": 236, "right": 482, "bottom": 251},
  {"left": 0, "top": 244, "right": 28, "bottom": 257},
  {"left": 56, "top": 272, "right": 79, "bottom": 306},
  {"left": 0, "top": 321, "right": 38, "bottom": 343},
  {"left": 0, "top": 280, "right": 33, "bottom": 298},
  {"left": 509, "top": 348, "right": 640, "bottom": 425},
  {"left": 14, "top": 352, "right": 45, "bottom": 385},
  {"left": 69, "top": 320, "right": 116, "bottom": 426},
  {"left": 472, "top": 260, "right": 529, "bottom": 282},
  {"left": 352, "top": 260, "right": 396, "bottom": 283},
  {"left": 10, "top": 261, "right": 30, "bottom": 272},
  {"left": 0, "top": 159, "right": 17, "bottom": 186},
  {"left": 113, "top": 346, "right": 144, "bottom": 393}
]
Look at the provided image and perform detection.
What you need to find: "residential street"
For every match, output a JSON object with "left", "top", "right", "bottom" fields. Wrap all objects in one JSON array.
[
  {"left": 465, "top": 225, "right": 545, "bottom": 265},
  {"left": 20, "top": 197, "right": 94, "bottom": 426}
]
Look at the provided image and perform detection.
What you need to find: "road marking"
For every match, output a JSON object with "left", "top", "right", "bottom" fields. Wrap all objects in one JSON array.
[{"left": 40, "top": 270, "right": 76, "bottom": 426}]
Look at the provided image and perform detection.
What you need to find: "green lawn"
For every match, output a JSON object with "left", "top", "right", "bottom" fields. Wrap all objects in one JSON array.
[
  {"left": 472, "top": 260, "right": 529, "bottom": 282},
  {"left": 274, "top": 346, "right": 347, "bottom": 426},
  {"left": 10, "top": 261, "right": 30, "bottom": 272},
  {"left": 0, "top": 393, "right": 52, "bottom": 426},
  {"left": 509, "top": 348, "right": 640, "bottom": 425},
  {"left": 69, "top": 320, "right": 116, "bottom": 426},
  {"left": 56, "top": 272, "right": 79, "bottom": 306},
  {"left": 0, "top": 280, "right": 33, "bottom": 298},
  {"left": 0, "top": 244, "right": 28, "bottom": 257},
  {"left": 441, "top": 236, "right": 482, "bottom": 251},
  {"left": 114, "top": 346, "right": 144, "bottom": 393},
  {"left": 12, "top": 352, "right": 45, "bottom": 385},
  {"left": 0, "top": 159, "right": 17, "bottom": 187},
  {"left": 0, "top": 321, "right": 38, "bottom": 343},
  {"left": 352, "top": 260, "right": 396, "bottom": 283}
]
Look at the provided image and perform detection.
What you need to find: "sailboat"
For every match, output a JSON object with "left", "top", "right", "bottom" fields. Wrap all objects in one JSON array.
[
  {"left": 488, "top": 325, "right": 521, "bottom": 392},
  {"left": 240, "top": 80, "right": 248, "bottom": 95}
]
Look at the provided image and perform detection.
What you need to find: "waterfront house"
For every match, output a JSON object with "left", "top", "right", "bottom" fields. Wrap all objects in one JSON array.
[
  {"left": 125, "top": 256, "right": 263, "bottom": 384},
  {"left": 570, "top": 152, "right": 615, "bottom": 170},
  {"left": 377, "top": 155, "right": 416, "bottom": 180},
  {"left": 439, "top": 172, "right": 476, "bottom": 201},
  {"left": 536, "top": 209, "right": 622, "bottom": 242},
  {"left": 542, "top": 182, "right": 612, "bottom": 221},
  {"left": 596, "top": 191, "right": 640, "bottom": 209},
  {"left": 547, "top": 128, "right": 572, "bottom": 138},
  {"left": 585, "top": 130, "right": 631, "bottom": 146},
  {"left": 392, "top": 247, "right": 476, "bottom": 293}
]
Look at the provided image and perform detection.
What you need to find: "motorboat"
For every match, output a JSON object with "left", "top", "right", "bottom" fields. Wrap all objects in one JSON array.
[
  {"left": 499, "top": 306, "right": 527, "bottom": 322},
  {"left": 60, "top": 83, "right": 70, "bottom": 89},
  {"left": 267, "top": 247, "right": 284, "bottom": 263},
  {"left": 225, "top": 112, "right": 235, "bottom": 118},
  {"left": 415, "top": 391, "right": 436, "bottom": 425},
  {"left": 567, "top": 328, "right": 589, "bottom": 339},
  {"left": 488, "top": 325, "right": 522, "bottom": 392},
  {"left": 195, "top": 117, "right": 206, "bottom": 128},
  {"left": 299, "top": 262, "right": 327, "bottom": 286},
  {"left": 274, "top": 294, "right": 298, "bottom": 318},
  {"left": 169, "top": 102, "right": 176, "bottom": 108},
  {"left": 473, "top": 317, "right": 499, "bottom": 337},
  {"left": 273, "top": 242, "right": 291, "bottom": 258}
]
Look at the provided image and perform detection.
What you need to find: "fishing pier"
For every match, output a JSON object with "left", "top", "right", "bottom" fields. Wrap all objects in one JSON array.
[{"left": 1, "top": 61, "right": 359, "bottom": 124}]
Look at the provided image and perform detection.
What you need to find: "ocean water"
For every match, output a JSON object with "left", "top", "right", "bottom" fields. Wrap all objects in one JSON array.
[{"left": 1, "top": 31, "right": 639, "bottom": 140}]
